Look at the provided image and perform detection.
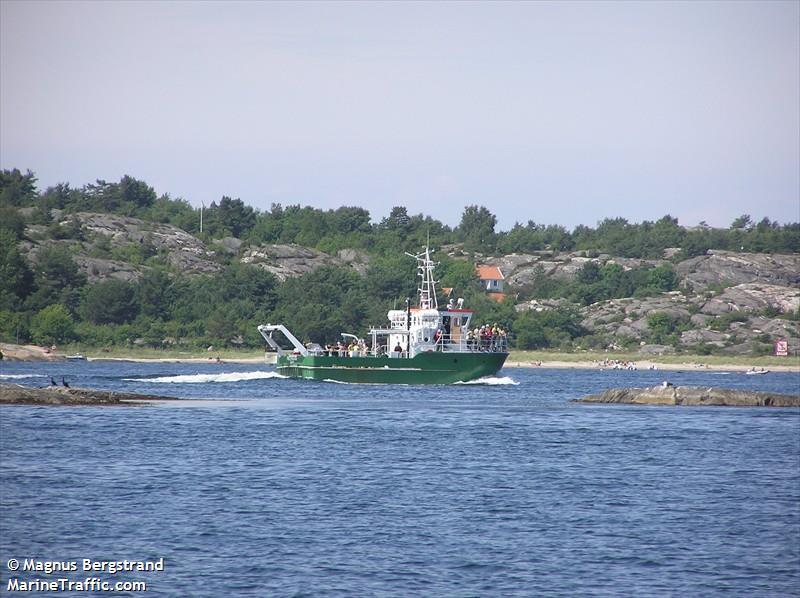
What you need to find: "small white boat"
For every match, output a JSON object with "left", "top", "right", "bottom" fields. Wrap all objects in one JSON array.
[
  {"left": 65, "top": 354, "right": 87, "bottom": 361},
  {"left": 745, "top": 368, "right": 768, "bottom": 375}
]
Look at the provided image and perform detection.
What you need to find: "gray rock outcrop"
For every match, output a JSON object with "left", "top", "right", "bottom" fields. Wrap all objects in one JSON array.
[
  {"left": 579, "top": 385, "right": 800, "bottom": 407},
  {"left": 216, "top": 237, "right": 244, "bottom": 254},
  {"left": 510, "top": 249, "right": 800, "bottom": 354},
  {"left": 241, "top": 244, "right": 369, "bottom": 280},
  {"left": 21, "top": 211, "right": 221, "bottom": 279},
  {"left": 71, "top": 212, "right": 221, "bottom": 275},
  {"left": 700, "top": 283, "right": 800, "bottom": 315},
  {"left": 478, "top": 249, "right": 797, "bottom": 292},
  {"left": 0, "top": 343, "right": 65, "bottom": 361},
  {"left": 578, "top": 293, "right": 694, "bottom": 341},
  {"left": 676, "top": 250, "right": 800, "bottom": 291},
  {"left": 337, "top": 248, "right": 371, "bottom": 275},
  {"left": 0, "top": 383, "right": 180, "bottom": 406},
  {"left": 480, "top": 251, "right": 668, "bottom": 287},
  {"left": 73, "top": 255, "right": 144, "bottom": 283}
]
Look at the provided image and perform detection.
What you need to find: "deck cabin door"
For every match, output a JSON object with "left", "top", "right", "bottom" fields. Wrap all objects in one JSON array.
[{"left": 451, "top": 314, "right": 461, "bottom": 343}]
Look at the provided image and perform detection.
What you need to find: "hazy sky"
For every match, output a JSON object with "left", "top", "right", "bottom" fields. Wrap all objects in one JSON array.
[{"left": 2, "top": 1, "right": 798, "bottom": 230}]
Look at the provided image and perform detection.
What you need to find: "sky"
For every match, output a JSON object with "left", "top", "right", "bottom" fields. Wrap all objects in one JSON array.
[{"left": 1, "top": 1, "right": 798, "bottom": 231}]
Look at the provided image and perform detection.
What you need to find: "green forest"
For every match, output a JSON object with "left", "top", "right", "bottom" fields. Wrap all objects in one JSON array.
[{"left": 1, "top": 168, "right": 798, "bottom": 353}]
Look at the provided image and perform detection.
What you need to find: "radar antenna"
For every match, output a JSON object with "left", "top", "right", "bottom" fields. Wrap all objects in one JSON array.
[{"left": 405, "top": 246, "right": 439, "bottom": 310}]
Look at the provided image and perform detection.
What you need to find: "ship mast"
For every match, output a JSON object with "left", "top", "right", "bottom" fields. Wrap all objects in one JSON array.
[{"left": 405, "top": 246, "right": 439, "bottom": 310}]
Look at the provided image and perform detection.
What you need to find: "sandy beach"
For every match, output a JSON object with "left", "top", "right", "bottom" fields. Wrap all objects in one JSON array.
[{"left": 504, "top": 360, "right": 799, "bottom": 373}]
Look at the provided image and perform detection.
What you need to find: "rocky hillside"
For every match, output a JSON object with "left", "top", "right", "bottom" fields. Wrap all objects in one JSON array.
[
  {"left": 21, "top": 211, "right": 370, "bottom": 282},
  {"left": 14, "top": 210, "right": 800, "bottom": 355},
  {"left": 241, "top": 244, "right": 370, "bottom": 281},
  {"left": 23, "top": 211, "right": 220, "bottom": 281},
  {"left": 496, "top": 250, "right": 800, "bottom": 355}
]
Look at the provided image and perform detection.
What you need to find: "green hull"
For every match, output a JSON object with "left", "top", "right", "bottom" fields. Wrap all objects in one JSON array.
[{"left": 276, "top": 351, "right": 508, "bottom": 384}]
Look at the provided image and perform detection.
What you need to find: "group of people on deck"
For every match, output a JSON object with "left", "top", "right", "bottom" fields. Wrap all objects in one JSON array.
[
  {"left": 314, "top": 322, "right": 509, "bottom": 357},
  {"left": 323, "top": 340, "right": 369, "bottom": 358},
  {"left": 466, "top": 324, "right": 508, "bottom": 352}
]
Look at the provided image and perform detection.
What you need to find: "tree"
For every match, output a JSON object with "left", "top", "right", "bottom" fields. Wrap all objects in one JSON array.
[
  {"left": 249, "top": 203, "right": 284, "bottom": 243},
  {"left": 81, "top": 280, "right": 139, "bottom": 324},
  {"left": 0, "top": 169, "right": 38, "bottom": 206},
  {"left": 514, "top": 311, "right": 546, "bottom": 348},
  {"left": 0, "top": 230, "right": 33, "bottom": 309},
  {"left": 83, "top": 176, "right": 157, "bottom": 215},
  {"left": 497, "top": 222, "right": 539, "bottom": 253},
  {"left": 212, "top": 196, "right": 256, "bottom": 238},
  {"left": 143, "top": 194, "right": 198, "bottom": 233},
  {"left": 458, "top": 205, "right": 497, "bottom": 252},
  {"left": 332, "top": 206, "right": 371, "bottom": 234},
  {"left": 438, "top": 258, "right": 479, "bottom": 296},
  {"left": 576, "top": 261, "right": 601, "bottom": 285},
  {"left": 271, "top": 266, "right": 367, "bottom": 343},
  {"left": 647, "top": 312, "right": 678, "bottom": 343},
  {"left": 731, "top": 214, "right": 752, "bottom": 230},
  {"left": 648, "top": 215, "right": 684, "bottom": 254},
  {"left": 0, "top": 204, "right": 26, "bottom": 239},
  {"left": 381, "top": 206, "right": 410, "bottom": 230},
  {"left": 25, "top": 246, "right": 87, "bottom": 312},
  {"left": 513, "top": 306, "right": 585, "bottom": 349},
  {"left": 30, "top": 304, "right": 75, "bottom": 345},
  {"left": 136, "top": 269, "right": 175, "bottom": 320},
  {"left": 213, "top": 263, "right": 278, "bottom": 320},
  {"left": 205, "top": 307, "right": 238, "bottom": 344},
  {"left": 645, "top": 265, "right": 677, "bottom": 292},
  {"left": 592, "top": 217, "right": 639, "bottom": 256},
  {"left": 118, "top": 175, "right": 157, "bottom": 211},
  {"left": 39, "top": 182, "right": 78, "bottom": 212},
  {"left": 0, "top": 310, "right": 29, "bottom": 343},
  {"left": 365, "top": 254, "right": 418, "bottom": 302},
  {"left": 290, "top": 206, "right": 329, "bottom": 247}
]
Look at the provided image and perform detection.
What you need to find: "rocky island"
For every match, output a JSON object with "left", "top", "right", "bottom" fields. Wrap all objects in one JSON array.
[
  {"left": 579, "top": 385, "right": 800, "bottom": 407},
  {"left": 0, "top": 383, "right": 180, "bottom": 406}
]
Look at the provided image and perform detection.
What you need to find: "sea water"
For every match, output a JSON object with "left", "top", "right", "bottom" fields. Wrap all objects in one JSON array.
[{"left": 1, "top": 361, "right": 798, "bottom": 596}]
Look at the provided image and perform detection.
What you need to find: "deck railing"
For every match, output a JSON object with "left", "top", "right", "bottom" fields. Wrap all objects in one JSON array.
[
  {"left": 311, "top": 333, "right": 508, "bottom": 358},
  {"left": 434, "top": 332, "right": 509, "bottom": 353}
]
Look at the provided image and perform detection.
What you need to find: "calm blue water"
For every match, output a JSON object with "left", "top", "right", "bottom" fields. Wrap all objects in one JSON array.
[{"left": 1, "top": 361, "right": 799, "bottom": 597}]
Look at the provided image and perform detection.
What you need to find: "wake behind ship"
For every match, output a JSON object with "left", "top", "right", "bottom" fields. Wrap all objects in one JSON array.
[{"left": 258, "top": 247, "right": 509, "bottom": 384}]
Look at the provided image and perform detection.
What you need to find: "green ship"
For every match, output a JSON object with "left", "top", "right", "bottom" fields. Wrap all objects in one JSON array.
[{"left": 258, "top": 247, "right": 509, "bottom": 384}]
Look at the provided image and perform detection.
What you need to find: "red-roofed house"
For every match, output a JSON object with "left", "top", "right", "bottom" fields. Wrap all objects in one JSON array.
[{"left": 475, "top": 265, "right": 506, "bottom": 302}]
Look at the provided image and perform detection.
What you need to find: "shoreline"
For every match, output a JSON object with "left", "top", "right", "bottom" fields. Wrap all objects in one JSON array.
[
  {"left": 87, "top": 356, "right": 271, "bottom": 364},
  {"left": 503, "top": 360, "right": 799, "bottom": 373},
  {"left": 2, "top": 343, "right": 797, "bottom": 373}
]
